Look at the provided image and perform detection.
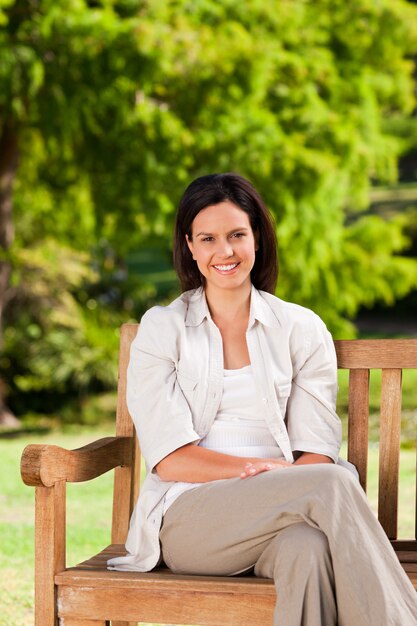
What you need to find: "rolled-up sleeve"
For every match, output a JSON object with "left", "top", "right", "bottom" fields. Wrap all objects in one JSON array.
[
  {"left": 126, "top": 308, "right": 200, "bottom": 473},
  {"left": 286, "top": 315, "right": 342, "bottom": 463}
]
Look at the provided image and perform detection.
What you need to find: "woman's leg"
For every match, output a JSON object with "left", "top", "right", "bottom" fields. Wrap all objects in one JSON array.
[
  {"left": 254, "top": 522, "right": 336, "bottom": 626},
  {"left": 160, "top": 463, "right": 417, "bottom": 626}
]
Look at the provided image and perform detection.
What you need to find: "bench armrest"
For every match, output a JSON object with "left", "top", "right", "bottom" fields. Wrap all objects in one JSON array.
[{"left": 21, "top": 436, "right": 134, "bottom": 487}]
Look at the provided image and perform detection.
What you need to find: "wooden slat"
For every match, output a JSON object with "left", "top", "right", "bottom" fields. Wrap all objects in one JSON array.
[
  {"left": 347, "top": 369, "right": 369, "bottom": 492},
  {"left": 35, "top": 481, "right": 66, "bottom": 626},
  {"left": 116, "top": 323, "right": 138, "bottom": 431},
  {"left": 62, "top": 617, "right": 107, "bottom": 626},
  {"left": 391, "top": 539, "right": 417, "bottom": 553},
  {"left": 75, "top": 540, "right": 417, "bottom": 566},
  {"left": 112, "top": 323, "right": 141, "bottom": 544},
  {"left": 378, "top": 369, "right": 402, "bottom": 539},
  {"left": 21, "top": 437, "right": 132, "bottom": 487},
  {"left": 414, "top": 445, "right": 417, "bottom": 539},
  {"left": 57, "top": 583, "right": 275, "bottom": 626},
  {"left": 57, "top": 563, "right": 275, "bottom": 625},
  {"left": 56, "top": 567, "right": 276, "bottom": 592},
  {"left": 334, "top": 339, "right": 417, "bottom": 369},
  {"left": 394, "top": 550, "right": 417, "bottom": 563}
]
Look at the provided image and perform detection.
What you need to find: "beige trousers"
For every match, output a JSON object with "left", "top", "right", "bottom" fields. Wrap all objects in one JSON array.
[{"left": 159, "top": 464, "right": 417, "bottom": 626}]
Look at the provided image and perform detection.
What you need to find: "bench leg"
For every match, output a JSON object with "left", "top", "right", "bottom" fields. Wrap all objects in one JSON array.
[{"left": 35, "top": 482, "right": 66, "bottom": 626}]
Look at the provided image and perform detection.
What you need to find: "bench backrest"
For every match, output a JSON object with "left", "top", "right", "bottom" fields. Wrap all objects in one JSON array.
[
  {"left": 112, "top": 325, "right": 417, "bottom": 544},
  {"left": 334, "top": 338, "right": 417, "bottom": 540}
]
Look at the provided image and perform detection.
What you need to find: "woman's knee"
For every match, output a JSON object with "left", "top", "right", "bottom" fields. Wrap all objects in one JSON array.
[
  {"left": 282, "top": 522, "right": 329, "bottom": 559},
  {"left": 267, "top": 523, "right": 329, "bottom": 560},
  {"left": 309, "top": 462, "right": 361, "bottom": 492},
  {"left": 254, "top": 522, "right": 330, "bottom": 578}
]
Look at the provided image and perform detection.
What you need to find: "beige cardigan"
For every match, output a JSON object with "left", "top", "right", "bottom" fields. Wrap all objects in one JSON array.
[{"left": 108, "top": 286, "right": 351, "bottom": 572}]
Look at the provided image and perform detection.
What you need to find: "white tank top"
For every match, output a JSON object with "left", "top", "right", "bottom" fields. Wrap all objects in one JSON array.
[{"left": 163, "top": 365, "right": 283, "bottom": 514}]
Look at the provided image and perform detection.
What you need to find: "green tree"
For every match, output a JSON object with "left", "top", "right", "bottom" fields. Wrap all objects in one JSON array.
[
  {"left": 1, "top": 0, "right": 417, "bottom": 422},
  {"left": 0, "top": 0, "right": 145, "bottom": 422}
]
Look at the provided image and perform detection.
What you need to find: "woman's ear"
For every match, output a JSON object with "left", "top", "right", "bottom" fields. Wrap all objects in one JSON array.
[{"left": 185, "top": 234, "right": 195, "bottom": 259}]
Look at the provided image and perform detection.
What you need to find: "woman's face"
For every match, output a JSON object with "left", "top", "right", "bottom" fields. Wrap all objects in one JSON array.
[{"left": 186, "top": 201, "right": 258, "bottom": 294}]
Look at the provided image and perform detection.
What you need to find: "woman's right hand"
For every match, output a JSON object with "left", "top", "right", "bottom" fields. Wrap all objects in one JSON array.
[{"left": 240, "top": 458, "right": 292, "bottom": 479}]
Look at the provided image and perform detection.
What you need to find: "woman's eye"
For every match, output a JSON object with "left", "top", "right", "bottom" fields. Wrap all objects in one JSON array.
[
  {"left": 202, "top": 237, "right": 214, "bottom": 242},
  {"left": 231, "top": 232, "right": 245, "bottom": 238}
]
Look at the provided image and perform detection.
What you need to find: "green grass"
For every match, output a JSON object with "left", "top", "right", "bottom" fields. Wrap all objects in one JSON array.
[{"left": 0, "top": 428, "right": 416, "bottom": 625}]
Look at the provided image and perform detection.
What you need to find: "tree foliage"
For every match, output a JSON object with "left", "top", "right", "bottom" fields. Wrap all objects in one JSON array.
[{"left": 1, "top": 0, "right": 417, "bottom": 419}]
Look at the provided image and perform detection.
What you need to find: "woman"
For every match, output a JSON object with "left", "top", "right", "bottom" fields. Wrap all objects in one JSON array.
[{"left": 108, "top": 173, "right": 417, "bottom": 625}]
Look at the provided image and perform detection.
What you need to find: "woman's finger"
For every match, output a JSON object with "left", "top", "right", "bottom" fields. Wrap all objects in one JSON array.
[{"left": 240, "top": 461, "right": 288, "bottom": 478}]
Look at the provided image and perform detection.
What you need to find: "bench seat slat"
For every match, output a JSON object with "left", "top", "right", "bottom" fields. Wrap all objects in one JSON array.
[{"left": 56, "top": 584, "right": 276, "bottom": 625}]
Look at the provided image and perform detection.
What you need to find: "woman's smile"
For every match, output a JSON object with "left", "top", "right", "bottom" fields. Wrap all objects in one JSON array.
[{"left": 212, "top": 262, "right": 240, "bottom": 273}]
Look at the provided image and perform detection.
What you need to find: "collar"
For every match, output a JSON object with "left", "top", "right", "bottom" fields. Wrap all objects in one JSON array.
[
  {"left": 184, "top": 287, "right": 210, "bottom": 327},
  {"left": 184, "top": 285, "right": 282, "bottom": 329},
  {"left": 247, "top": 285, "right": 282, "bottom": 329}
]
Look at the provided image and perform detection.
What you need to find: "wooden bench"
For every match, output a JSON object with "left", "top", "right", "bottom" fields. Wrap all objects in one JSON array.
[{"left": 20, "top": 326, "right": 417, "bottom": 625}]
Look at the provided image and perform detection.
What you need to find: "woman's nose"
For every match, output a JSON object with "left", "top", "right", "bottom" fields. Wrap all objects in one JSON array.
[{"left": 217, "top": 240, "right": 233, "bottom": 257}]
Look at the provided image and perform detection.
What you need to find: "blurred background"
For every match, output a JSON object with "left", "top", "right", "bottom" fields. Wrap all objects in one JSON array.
[
  {"left": 1, "top": 1, "right": 417, "bottom": 623},
  {"left": 1, "top": 0, "right": 417, "bottom": 432}
]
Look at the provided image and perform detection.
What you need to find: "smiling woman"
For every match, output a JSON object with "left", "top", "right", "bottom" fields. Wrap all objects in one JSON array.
[{"left": 108, "top": 173, "right": 417, "bottom": 626}]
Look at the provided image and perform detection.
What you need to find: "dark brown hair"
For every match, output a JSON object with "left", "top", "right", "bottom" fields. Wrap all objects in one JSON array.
[{"left": 173, "top": 173, "right": 278, "bottom": 293}]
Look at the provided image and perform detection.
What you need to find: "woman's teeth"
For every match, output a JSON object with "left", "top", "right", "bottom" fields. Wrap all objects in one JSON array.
[{"left": 214, "top": 263, "right": 238, "bottom": 271}]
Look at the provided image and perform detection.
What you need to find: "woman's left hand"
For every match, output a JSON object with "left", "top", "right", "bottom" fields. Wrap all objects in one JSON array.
[{"left": 240, "top": 459, "right": 292, "bottom": 479}]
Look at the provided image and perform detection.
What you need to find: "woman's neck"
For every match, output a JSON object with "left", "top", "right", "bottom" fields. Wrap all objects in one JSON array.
[{"left": 205, "top": 283, "right": 252, "bottom": 326}]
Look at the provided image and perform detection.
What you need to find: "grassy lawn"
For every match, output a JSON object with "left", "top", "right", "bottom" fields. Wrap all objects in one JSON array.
[{"left": 0, "top": 426, "right": 416, "bottom": 625}]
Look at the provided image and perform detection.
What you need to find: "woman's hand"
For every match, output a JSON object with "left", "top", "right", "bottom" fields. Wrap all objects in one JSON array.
[{"left": 240, "top": 459, "right": 292, "bottom": 479}]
